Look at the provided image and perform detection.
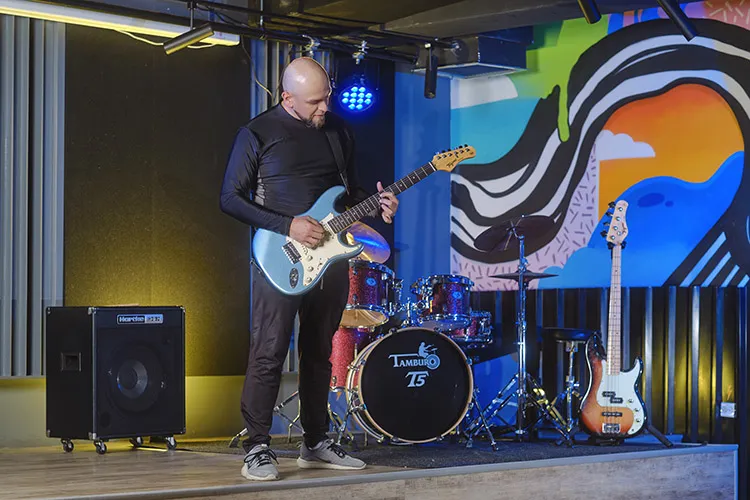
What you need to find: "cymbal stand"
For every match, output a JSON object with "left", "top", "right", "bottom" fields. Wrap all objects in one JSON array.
[{"left": 464, "top": 228, "right": 571, "bottom": 443}]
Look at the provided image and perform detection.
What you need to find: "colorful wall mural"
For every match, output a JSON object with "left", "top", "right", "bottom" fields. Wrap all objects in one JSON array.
[{"left": 450, "top": 2, "right": 750, "bottom": 291}]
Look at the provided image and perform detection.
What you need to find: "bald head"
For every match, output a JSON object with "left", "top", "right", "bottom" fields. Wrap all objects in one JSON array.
[{"left": 280, "top": 57, "right": 332, "bottom": 129}]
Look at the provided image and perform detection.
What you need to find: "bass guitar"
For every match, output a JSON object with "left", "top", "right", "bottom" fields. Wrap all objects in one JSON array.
[
  {"left": 579, "top": 199, "right": 647, "bottom": 440},
  {"left": 252, "top": 145, "right": 476, "bottom": 295}
]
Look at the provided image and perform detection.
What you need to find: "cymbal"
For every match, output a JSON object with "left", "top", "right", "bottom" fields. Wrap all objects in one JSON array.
[
  {"left": 475, "top": 215, "right": 555, "bottom": 252},
  {"left": 490, "top": 271, "right": 557, "bottom": 281},
  {"left": 345, "top": 222, "right": 390, "bottom": 263}
]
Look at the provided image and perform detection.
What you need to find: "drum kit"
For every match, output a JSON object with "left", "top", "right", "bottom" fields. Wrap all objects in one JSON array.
[{"left": 230, "top": 215, "right": 578, "bottom": 450}]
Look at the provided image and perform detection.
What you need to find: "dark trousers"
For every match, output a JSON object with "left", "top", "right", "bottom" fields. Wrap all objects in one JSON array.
[{"left": 241, "top": 260, "right": 350, "bottom": 452}]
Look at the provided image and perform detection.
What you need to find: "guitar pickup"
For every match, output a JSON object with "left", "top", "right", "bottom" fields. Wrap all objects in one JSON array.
[
  {"left": 601, "top": 411, "right": 623, "bottom": 417},
  {"left": 282, "top": 242, "right": 301, "bottom": 264}
]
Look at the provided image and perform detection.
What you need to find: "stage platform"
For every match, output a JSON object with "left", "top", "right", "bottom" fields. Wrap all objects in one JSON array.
[{"left": 0, "top": 437, "right": 737, "bottom": 500}]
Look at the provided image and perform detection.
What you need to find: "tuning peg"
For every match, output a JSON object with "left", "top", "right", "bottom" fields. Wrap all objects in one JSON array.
[
  {"left": 608, "top": 201, "right": 616, "bottom": 208},
  {"left": 606, "top": 210, "right": 613, "bottom": 217},
  {"left": 600, "top": 230, "right": 608, "bottom": 238},
  {"left": 622, "top": 241, "right": 627, "bottom": 249},
  {"left": 603, "top": 221, "right": 610, "bottom": 226}
]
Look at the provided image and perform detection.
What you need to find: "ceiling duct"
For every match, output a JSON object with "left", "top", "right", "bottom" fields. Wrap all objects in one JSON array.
[{"left": 413, "top": 28, "right": 530, "bottom": 79}]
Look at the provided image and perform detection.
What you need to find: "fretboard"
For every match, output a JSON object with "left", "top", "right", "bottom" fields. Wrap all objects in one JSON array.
[
  {"left": 607, "top": 244, "right": 622, "bottom": 374},
  {"left": 326, "top": 162, "right": 437, "bottom": 234}
]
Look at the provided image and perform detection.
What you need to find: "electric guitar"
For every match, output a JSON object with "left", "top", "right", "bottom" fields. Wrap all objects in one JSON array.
[
  {"left": 579, "top": 200, "right": 647, "bottom": 440},
  {"left": 252, "top": 145, "right": 476, "bottom": 295}
]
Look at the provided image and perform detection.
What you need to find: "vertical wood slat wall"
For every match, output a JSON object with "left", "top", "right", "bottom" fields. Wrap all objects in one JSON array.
[{"left": 0, "top": 15, "right": 65, "bottom": 377}]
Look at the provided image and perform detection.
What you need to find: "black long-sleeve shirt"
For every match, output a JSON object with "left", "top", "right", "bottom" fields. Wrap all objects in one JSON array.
[{"left": 220, "top": 104, "right": 371, "bottom": 235}]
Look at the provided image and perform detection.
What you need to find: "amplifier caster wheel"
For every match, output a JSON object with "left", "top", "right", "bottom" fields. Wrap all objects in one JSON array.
[
  {"left": 61, "top": 439, "right": 73, "bottom": 453},
  {"left": 94, "top": 440, "right": 107, "bottom": 455},
  {"left": 130, "top": 437, "right": 144, "bottom": 448},
  {"left": 166, "top": 436, "right": 177, "bottom": 450}
]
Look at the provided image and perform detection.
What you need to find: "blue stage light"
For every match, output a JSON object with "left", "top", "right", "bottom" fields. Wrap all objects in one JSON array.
[{"left": 339, "top": 78, "right": 375, "bottom": 113}]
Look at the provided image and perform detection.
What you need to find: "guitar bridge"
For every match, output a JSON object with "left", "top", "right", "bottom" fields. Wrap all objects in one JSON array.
[
  {"left": 601, "top": 411, "right": 623, "bottom": 417},
  {"left": 282, "top": 242, "right": 301, "bottom": 264},
  {"left": 602, "top": 423, "right": 621, "bottom": 434}
]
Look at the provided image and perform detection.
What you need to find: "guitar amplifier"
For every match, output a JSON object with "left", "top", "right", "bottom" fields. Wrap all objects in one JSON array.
[{"left": 45, "top": 306, "right": 186, "bottom": 454}]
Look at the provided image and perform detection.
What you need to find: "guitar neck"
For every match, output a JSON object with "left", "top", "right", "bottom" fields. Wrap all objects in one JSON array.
[
  {"left": 327, "top": 162, "right": 438, "bottom": 233},
  {"left": 607, "top": 244, "right": 622, "bottom": 374}
]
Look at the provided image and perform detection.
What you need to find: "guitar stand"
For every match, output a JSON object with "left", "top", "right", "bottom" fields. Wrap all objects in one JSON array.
[
  {"left": 585, "top": 424, "right": 672, "bottom": 448},
  {"left": 646, "top": 423, "right": 673, "bottom": 448},
  {"left": 587, "top": 436, "right": 624, "bottom": 446}
]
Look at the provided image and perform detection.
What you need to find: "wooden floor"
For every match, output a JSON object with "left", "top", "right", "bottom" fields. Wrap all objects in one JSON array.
[
  {"left": 0, "top": 441, "right": 400, "bottom": 500},
  {"left": 0, "top": 440, "right": 737, "bottom": 500}
]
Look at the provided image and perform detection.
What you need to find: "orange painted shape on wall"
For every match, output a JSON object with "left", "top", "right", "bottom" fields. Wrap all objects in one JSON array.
[{"left": 598, "top": 84, "right": 744, "bottom": 217}]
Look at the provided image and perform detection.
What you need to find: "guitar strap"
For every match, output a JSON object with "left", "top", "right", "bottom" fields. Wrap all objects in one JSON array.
[{"left": 325, "top": 128, "right": 351, "bottom": 195}]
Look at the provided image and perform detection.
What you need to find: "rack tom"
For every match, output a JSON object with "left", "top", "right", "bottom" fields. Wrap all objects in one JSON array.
[{"left": 411, "top": 274, "right": 474, "bottom": 331}]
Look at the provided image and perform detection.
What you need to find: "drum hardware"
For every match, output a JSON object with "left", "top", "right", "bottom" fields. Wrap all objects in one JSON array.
[
  {"left": 467, "top": 215, "right": 571, "bottom": 443},
  {"left": 462, "top": 359, "right": 499, "bottom": 451},
  {"left": 556, "top": 340, "right": 583, "bottom": 446},
  {"left": 542, "top": 328, "right": 595, "bottom": 447},
  {"left": 228, "top": 390, "right": 304, "bottom": 448}
]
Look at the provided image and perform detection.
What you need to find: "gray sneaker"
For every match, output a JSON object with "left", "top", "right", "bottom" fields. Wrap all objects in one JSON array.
[
  {"left": 297, "top": 439, "right": 366, "bottom": 470},
  {"left": 241, "top": 444, "right": 279, "bottom": 481}
]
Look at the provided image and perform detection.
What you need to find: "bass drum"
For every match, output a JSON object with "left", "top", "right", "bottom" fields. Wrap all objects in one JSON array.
[{"left": 346, "top": 327, "right": 473, "bottom": 444}]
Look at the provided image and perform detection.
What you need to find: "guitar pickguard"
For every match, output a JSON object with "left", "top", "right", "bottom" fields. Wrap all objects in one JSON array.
[
  {"left": 284, "top": 213, "right": 351, "bottom": 289},
  {"left": 580, "top": 334, "right": 647, "bottom": 438}
]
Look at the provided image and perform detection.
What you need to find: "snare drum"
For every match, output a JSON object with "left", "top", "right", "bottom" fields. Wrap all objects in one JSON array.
[
  {"left": 411, "top": 274, "right": 474, "bottom": 331},
  {"left": 346, "top": 327, "right": 473, "bottom": 444},
  {"left": 446, "top": 311, "right": 493, "bottom": 347},
  {"left": 340, "top": 260, "right": 399, "bottom": 328}
]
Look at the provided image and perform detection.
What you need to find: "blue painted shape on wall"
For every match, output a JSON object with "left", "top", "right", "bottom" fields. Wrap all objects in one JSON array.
[
  {"left": 608, "top": 13, "right": 625, "bottom": 34},
  {"left": 539, "top": 151, "right": 744, "bottom": 288},
  {"left": 394, "top": 71, "right": 453, "bottom": 291},
  {"left": 451, "top": 98, "right": 539, "bottom": 164}
]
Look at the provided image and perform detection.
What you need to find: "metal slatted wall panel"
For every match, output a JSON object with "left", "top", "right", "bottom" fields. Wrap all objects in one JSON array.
[
  {"left": 0, "top": 15, "right": 64, "bottom": 377},
  {"left": 473, "top": 282, "right": 747, "bottom": 495},
  {"left": 473, "top": 285, "right": 745, "bottom": 443}
]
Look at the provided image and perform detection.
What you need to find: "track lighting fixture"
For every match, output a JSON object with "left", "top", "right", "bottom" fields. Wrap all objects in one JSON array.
[
  {"left": 424, "top": 43, "right": 437, "bottom": 99},
  {"left": 164, "top": 1, "right": 214, "bottom": 55},
  {"left": 656, "top": 0, "right": 698, "bottom": 41},
  {"left": 577, "top": 0, "right": 602, "bottom": 24}
]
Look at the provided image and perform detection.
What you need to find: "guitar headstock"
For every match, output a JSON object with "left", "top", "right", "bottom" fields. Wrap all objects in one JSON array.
[
  {"left": 432, "top": 145, "right": 476, "bottom": 172},
  {"left": 601, "top": 200, "right": 629, "bottom": 248}
]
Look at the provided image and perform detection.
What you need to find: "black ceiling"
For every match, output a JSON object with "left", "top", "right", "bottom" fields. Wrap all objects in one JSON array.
[{"left": 45, "top": 0, "right": 706, "bottom": 62}]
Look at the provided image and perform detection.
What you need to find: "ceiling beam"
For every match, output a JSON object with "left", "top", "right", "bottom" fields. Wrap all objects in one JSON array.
[{"left": 383, "top": 0, "right": 705, "bottom": 38}]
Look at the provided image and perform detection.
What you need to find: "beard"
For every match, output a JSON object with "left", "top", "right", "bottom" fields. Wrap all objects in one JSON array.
[
  {"left": 306, "top": 113, "right": 326, "bottom": 129},
  {"left": 297, "top": 108, "right": 325, "bottom": 129}
]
